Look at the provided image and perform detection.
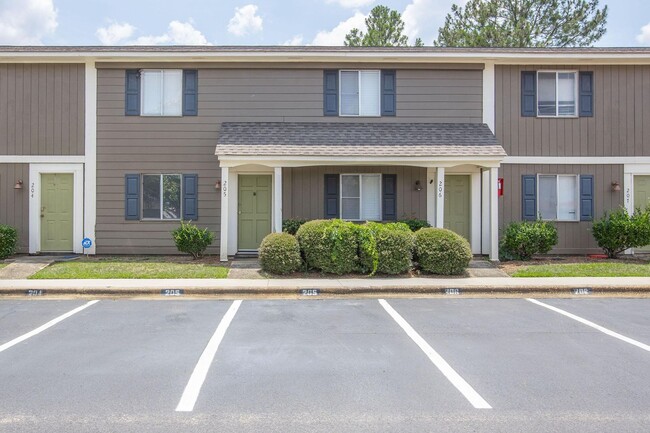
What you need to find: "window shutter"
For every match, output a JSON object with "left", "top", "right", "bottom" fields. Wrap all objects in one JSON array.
[
  {"left": 125, "top": 70, "right": 141, "bottom": 116},
  {"left": 381, "top": 70, "right": 396, "bottom": 116},
  {"left": 382, "top": 174, "right": 397, "bottom": 221},
  {"left": 580, "top": 175, "right": 594, "bottom": 221},
  {"left": 522, "top": 175, "right": 537, "bottom": 221},
  {"left": 183, "top": 174, "right": 199, "bottom": 221},
  {"left": 125, "top": 174, "right": 140, "bottom": 220},
  {"left": 323, "top": 70, "right": 339, "bottom": 116},
  {"left": 579, "top": 71, "right": 594, "bottom": 117},
  {"left": 183, "top": 70, "right": 198, "bottom": 116},
  {"left": 521, "top": 71, "right": 536, "bottom": 117},
  {"left": 324, "top": 174, "right": 339, "bottom": 218}
]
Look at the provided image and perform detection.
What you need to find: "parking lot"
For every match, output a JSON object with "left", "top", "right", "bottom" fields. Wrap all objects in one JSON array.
[{"left": 0, "top": 297, "right": 648, "bottom": 433}]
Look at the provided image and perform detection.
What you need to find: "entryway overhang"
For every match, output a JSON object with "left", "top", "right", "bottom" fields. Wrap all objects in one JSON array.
[{"left": 215, "top": 122, "right": 506, "bottom": 262}]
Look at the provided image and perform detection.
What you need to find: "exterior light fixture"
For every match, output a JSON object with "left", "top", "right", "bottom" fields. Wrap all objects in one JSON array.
[
  {"left": 611, "top": 181, "right": 621, "bottom": 192},
  {"left": 414, "top": 180, "right": 422, "bottom": 191},
  {"left": 14, "top": 180, "right": 23, "bottom": 190},
  {"left": 215, "top": 180, "right": 221, "bottom": 189}
]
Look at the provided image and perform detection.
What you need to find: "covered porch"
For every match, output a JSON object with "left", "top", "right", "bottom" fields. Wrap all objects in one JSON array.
[{"left": 215, "top": 122, "right": 506, "bottom": 262}]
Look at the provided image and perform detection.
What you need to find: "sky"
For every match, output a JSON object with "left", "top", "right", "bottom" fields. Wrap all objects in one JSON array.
[{"left": 0, "top": 0, "right": 649, "bottom": 47}]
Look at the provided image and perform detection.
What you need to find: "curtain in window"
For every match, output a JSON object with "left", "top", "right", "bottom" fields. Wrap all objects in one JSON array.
[
  {"left": 163, "top": 70, "right": 183, "bottom": 116},
  {"left": 557, "top": 176, "right": 577, "bottom": 220},
  {"left": 340, "top": 71, "right": 359, "bottom": 115},
  {"left": 538, "top": 175, "right": 557, "bottom": 220},
  {"left": 142, "top": 71, "right": 162, "bottom": 116},
  {"left": 537, "top": 72, "right": 556, "bottom": 116},
  {"left": 361, "top": 174, "right": 381, "bottom": 220},
  {"left": 359, "top": 71, "right": 380, "bottom": 116}
]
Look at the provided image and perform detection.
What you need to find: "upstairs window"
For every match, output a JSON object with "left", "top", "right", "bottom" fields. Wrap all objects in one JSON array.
[
  {"left": 537, "top": 72, "right": 578, "bottom": 117},
  {"left": 339, "top": 70, "right": 381, "bottom": 116},
  {"left": 139, "top": 70, "right": 183, "bottom": 116}
]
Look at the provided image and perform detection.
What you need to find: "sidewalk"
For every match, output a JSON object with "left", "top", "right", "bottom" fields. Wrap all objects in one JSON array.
[{"left": 1, "top": 276, "right": 649, "bottom": 297}]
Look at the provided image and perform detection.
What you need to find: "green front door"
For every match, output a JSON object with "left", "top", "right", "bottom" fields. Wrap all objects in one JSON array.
[
  {"left": 634, "top": 175, "right": 650, "bottom": 251},
  {"left": 238, "top": 175, "right": 272, "bottom": 250},
  {"left": 41, "top": 173, "right": 74, "bottom": 252},
  {"left": 444, "top": 175, "right": 471, "bottom": 241}
]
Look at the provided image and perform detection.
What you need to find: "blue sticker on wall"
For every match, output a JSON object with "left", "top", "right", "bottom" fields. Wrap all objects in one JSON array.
[{"left": 82, "top": 238, "right": 93, "bottom": 249}]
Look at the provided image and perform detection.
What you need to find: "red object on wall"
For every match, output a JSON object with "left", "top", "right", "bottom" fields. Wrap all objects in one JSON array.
[{"left": 498, "top": 178, "right": 504, "bottom": 197}]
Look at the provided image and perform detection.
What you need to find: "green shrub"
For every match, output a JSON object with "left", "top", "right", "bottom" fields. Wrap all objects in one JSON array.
[
  {"left": 355, "top": 224, "right": 378, "bottom": 275},
  {"left": 296, "top": 219, "right": 358, "bottom": 274},
  {"left": 282, "top": 219, "right": 307, "bottom": 235},
  {"left": 259, "top": 232, "right": 302, "bottom": 274},
  {"left": 365, "top": 222, "right": 414, "bottom": 275},
  {"left": 398, "top": 218, "right": 431, "bottom": 232},
  {"left": 172, "top": 220, "right": 214, "bottom": 259},
  {"left": 592, "top": 207, "right": 650, "bottom": 258},
  {"left": 499, "top": 220, "right": 558, "bottom": 261},
  {"left": 414, "top": 228, "right": 472, "bottom": 275},
  {"left": 0, "top": 224, "right": 18, "bottom": 259}
]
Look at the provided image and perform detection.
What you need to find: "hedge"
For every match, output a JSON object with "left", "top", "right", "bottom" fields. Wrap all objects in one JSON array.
[
  {"left": 0, "top": 224, "right": 17, "bottom": 259},
  {"left": 259, "top": 232, "right": 302, "bottom": 275},
  {"left": 414, "top": 228, "right": 472, "bottom": 275}
]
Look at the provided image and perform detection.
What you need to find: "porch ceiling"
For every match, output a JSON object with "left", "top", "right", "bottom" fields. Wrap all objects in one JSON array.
[{"left": 215, "top": 122, "right": 506, "bottom": 160}]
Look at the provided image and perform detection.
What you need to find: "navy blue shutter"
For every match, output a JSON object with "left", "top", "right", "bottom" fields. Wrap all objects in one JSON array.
[
  {"left": 183, "top": 174, "right": 199, "bottom": 221},
  {"left": 125, "top": 174, "right": 140, "bottom": 220},
  {"left": 125, "top": 70, "right": 140, "bottom": 116},
  {"left": 324, "top": 174, "right": 339, "bottom": 218},
  {"left": 323, "top": 70, "right": 338, "bottom": 116},
  {"left": 579, "top": 71, "right": 594, "bottom": 117},
  {"left": 522, "top": 175, "right": 537, "bottom": 221},
  {"left": 183, "top": 70, "right": 198, "bottom": 116},
  {"left": 580, "top": 175, "right": 594, "bottom": 221},
  {"left": 382, "top": 174, "right": 397, "bottom": 221},
  {"left": 381, "top": 70, "right": 396, "bottom": 116},
  {"left": 521, "top": 71, "right": 536, "bottom": 117}
]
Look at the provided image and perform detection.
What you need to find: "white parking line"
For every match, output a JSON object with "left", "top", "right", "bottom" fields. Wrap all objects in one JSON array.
[
  {"left": 176, "top": 300, "right": 242, "bottom": 412},
  {"left": 0, "top": 300, "right": 100, "bottom": 354},
  {"left": 378, "top": 299, "right": 492, "bottom": 409},
  {"left": 526, "top": 298, "right": 650, "bottom": 352}
]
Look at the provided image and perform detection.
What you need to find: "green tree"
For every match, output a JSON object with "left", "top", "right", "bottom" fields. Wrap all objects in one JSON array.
[
  {"left": 434, "top": 0, "right": 608, "bottom": 47},
  {"left": 345, "top": 5, "right": 420, "bottom": 47}
]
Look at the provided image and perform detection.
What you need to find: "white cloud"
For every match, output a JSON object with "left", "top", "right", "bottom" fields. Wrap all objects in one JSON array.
[
  {"left": 312, "top": 11, "right": 366, "bottom": 46},
  {"left": 96, "top": 21, "right": 135, "bottom": 45},
  {"left": 0, "top": 0, "right": 57, "bottom": 44},
  {"left": 132, "top": 20, "right": 210, "bottom": 45},
  {"left": 283, "top": 34, "right": 304, "bottom": 46},
  {"left": 227, "top": 4, "right": 263, "bottom": 37},
  {"left": 636, "top": 22, "right": 650, "bottom": 45},
  {"left": 326, "top": 0, "right": 375, "bottom": 8},
  {"left": 402, "top": 0, "right": 467, "bottom": 45}
]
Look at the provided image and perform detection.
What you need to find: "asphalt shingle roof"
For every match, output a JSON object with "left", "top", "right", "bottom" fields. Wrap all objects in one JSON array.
[{"left": 215, "top": 122, "right": 506, "bottom": 158}]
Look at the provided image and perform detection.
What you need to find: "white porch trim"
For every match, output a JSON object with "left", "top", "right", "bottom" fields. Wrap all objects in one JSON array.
[
  {"left": 29, "top": 163, "right": 84, "bottom": 255},
  {"left": 84, "top": 60, "right": 97, "bottom": 254},
  {"left": 435, "top": 167, "right": 445, "bottom": 228},
  {"left": 482, "top": 62, "right": 495, "bottom": 133},
  {"left": 273, "top": 167, "right": 283, "bottom": 233},
  {"left": 0, "top": 156, "right": 85, "bottom": 163},
  {"left": 481, "top": 169, "right": 491, "bottom": 255},
  {"left": 489, "top": 167, "right": 499, "bottom": 261},
  {"left": 218, "top": 155, "right": 502, "bottom": 168},
  {"left": 426, "top": 167, "right": 436, "bottom": 226},
  {"left": 219, "top": 167, "right": 229, "bottom": 262}
]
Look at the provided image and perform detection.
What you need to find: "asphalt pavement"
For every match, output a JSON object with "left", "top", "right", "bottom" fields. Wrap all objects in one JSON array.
[{"left": 0, "top": 297, "right": 648, "bottom": 433}]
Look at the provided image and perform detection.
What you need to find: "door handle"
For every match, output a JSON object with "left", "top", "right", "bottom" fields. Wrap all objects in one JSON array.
[{"left": 40, "top": 207, "right": 45, "bottom": 218}]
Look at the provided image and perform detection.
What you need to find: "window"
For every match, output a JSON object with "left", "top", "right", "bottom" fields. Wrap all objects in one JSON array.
[
  {"left": 538, "top": 175, "right": 579, "bottom": 221},
  {"left": 341, "top": 174, "right": 381, "bottom": 220},
  {"left": 339, "top": 70, "right": 380, "bottom": 116},
  {"left": 537, "top": 71, "right": 578, "bottom": 117},
  {"left": 142, "top": 174, "right": 181, "bottom": 220},
  {"left": 141, "top": 70, "right": 183, "bottom": 116}
]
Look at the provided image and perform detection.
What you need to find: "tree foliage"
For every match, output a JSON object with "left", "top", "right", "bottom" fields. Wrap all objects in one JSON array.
[
  {"left": 435, "top": 0, "right": 608, "bottom": 47},
  {"left": 345, "top": 5, "right": 419, "bottom": 47}
]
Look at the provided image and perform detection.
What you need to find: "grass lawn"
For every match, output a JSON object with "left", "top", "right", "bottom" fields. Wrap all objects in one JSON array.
[
  {"left": 512, "top": 262, "right": 650, "bottom": 277},
  {"left": 30, "top": 258, "right": 229, "bottom": 279}
]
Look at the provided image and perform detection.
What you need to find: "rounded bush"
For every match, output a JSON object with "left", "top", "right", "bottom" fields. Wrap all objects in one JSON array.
[
  {"left": 592, "top": 207, "right": 650, "bottom": 258},
  {"left": 0, "top": 224, "right": 18, "bottom": 259},
  {"left": 259, "top": 232, "right": 302, "bottom": 275},
  {"left": 414, "top": 228, "right": 472, "bottom": 275},
  {"left": 296, "top": 219, "right": 358, "bottom": 274},
  {"left": 365, "top": 222, "right": 414, "bottom": 275},
  {"left": 282, "top": 218, "right": 307, "bottom": 235},
  {"left": 499, "top": 220, "right": 558, "bottom": 261},
  {"left": 171, "top": 220, "right": 214, "bottom": 259}
]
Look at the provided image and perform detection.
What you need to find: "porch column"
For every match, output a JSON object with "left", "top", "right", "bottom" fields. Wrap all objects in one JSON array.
[
  {"left": 220, "top": 167, "right": 229, "bottom": 262},
  {"left": 489, "top": 167, "right": 499, "bottom": 261},
  {"left": 274, "top": 167, "right": 283, "bottom": 233},
  {"left": 435, "top": 167, "right": 445, "bottom": 228}
]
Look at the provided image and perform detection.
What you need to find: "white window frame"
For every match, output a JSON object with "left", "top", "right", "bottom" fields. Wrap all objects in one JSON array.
[
  {"left": 140, "top": 69, "right": 183, "bottom": 117},
  {"left": 536, "top": 71, "right": 579, "bottom": 118},
  {"left": 338, "top": 70, "right": 381, "bottom": 117},
  {"left": 536, "top": 174, "right": 580, "bottom": 222},
  {"left": 142, "top": 173, "right": 182, "bottom": 221},
  {"left": 340, "top": 173, "right": 382, "bottom": 221}
]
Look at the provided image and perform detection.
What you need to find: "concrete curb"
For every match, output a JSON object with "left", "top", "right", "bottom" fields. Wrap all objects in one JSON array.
[{"left": 1, "top": 277, "right": 650, "bottom": 297}]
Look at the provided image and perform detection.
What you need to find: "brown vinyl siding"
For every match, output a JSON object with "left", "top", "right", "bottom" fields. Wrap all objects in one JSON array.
[
  {"left": 96, "top": 66, "right": 479, "bottom": 253},
  {"left": 0, "top": 64, "right": 84, "bottom": 156},
  {"left": 499, "top": 164, "right": 623, "bottom": 254},
  {"left": 0, "top": 164, "right": 29, "bottom": 253},
  {"left": 283, "top": 166, "right": 427, "bottom": 221},
  {"left": 496, "top": 65, "right": 650, "bottom": 157}
]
